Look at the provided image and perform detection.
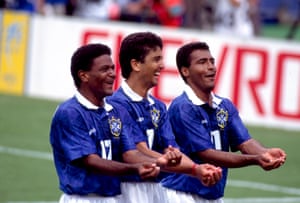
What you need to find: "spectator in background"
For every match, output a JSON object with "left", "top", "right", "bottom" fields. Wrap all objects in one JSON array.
[
  {"left": 65, "top": 0, "right": 76, "bottom": 16},
  {"left": 286, "top": 0, "right": 300, "bottom": 39},
  {"left": 182, "top": 0, "right": 215, "bottom": 30},
  {"left": 116, "top": 0, "right": 185, "bottom": 27},
  {"left": 248, "top": 0, "right": 261, "bottom": 36},
  {"left": 4, "top": 0, "right": 37, "bottom": 13},
  {"left": 116, "top": 0, "right": 159, "bottom": 24},
  {"left": 72, "top": 0, "right": 120, "bottom": 21},
  {"left": 151, "top": 0, "right": 185, "bottom": 27},
  {"left": 40, "top": 0, "right": 68, "bottom": 15},
  {"left": 2, "top": 0, "right": 68, "bottom": 16},
  {"left": 214, "top": 0, "right": 255, "bottom": 37},
  {"left": 1, "top": 0, "right": 6, "bottom": 8}
]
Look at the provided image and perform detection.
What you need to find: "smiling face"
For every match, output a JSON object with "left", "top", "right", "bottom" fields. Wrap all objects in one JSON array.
[
  {"left": 79, "top": 54, "right": 116, "bottom": 103},
  {"left": 182, "top": 49, "right": 216, "bottom": 94},
  {"left": 138, "top": 46, "right": 164, "bottom": 89}
]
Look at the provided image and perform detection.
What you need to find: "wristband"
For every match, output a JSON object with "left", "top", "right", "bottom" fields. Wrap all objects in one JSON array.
[{"left": 192, "top": 163, "right": 198, "bottom": 176}]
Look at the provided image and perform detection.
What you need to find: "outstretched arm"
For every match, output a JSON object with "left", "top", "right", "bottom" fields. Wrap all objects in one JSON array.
[
  {"left": 76, "top": 151, "right": 160, "bottom": 180},
  {"left": 197, "top": 139, "right": 286, "bottom": 170},
  {"left": 198, "top": 148, "right": 264, "bottom": 168},
  {"left": 239, "top": 139, "right": 286, "bottom": 170},
  {"left": 136, "top": 142, "right": 222, "bottom": 186}
]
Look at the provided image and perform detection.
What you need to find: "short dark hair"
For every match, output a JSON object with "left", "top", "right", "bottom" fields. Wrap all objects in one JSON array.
[
  {"left": 119, "top": 32, "right": 163, "bottom": 79},
  {"left": 176, "top": 42, "right": 210, "bottom": 82},
  {"left": 70, "top": 43, "right": 111, "bottom": 88}
]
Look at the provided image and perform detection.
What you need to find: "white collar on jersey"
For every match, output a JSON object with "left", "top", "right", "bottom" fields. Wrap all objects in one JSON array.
[
  {"left": 184, "top": 84, "right": 222, "bottom": 108},
  {"left": 121, "top": 81, "right": 155, "bottom": 105},
  {"left": 75, "top": 91, "right": 113, "bottom": 111}
]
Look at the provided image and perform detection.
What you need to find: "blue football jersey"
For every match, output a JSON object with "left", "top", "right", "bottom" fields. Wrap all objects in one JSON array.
[
  {"left": 50, "top": 93, "right": 136, "bottom": 196},
  {"left": 161, "top": 85, "right": 251, "bottom": 199},
  {"left": 107, "top": 82, "right": 179, "bottom": 182}
]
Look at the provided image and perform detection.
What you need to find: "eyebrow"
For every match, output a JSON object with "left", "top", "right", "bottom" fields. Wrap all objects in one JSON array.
[{"left": 198, "top": 57, "right": 215, "bottom": 62}]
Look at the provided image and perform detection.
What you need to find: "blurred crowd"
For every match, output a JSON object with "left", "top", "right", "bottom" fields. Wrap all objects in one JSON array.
[{"left": 0, "top": 0, "right": 299, "bottom": 38}]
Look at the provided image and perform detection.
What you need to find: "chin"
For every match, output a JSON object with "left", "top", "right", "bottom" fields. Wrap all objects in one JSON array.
[
  {"left": 105, "top": 90, "right": 114, "bottom": 96},
  {"left": 152, "top": 80, "right": 159, "bottom": 87},
  {"left": 209, "top": 83, "right": 215, "bottom": 89}
]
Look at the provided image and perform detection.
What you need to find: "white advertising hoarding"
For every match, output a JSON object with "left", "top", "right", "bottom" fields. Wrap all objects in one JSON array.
[{"left": 26, "top": 15, "right": 300, "bottom": 130}]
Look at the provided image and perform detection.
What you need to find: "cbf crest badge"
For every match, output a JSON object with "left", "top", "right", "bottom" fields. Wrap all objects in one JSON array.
[
  {"left": 216, "top": 108, "right": 228, "bottom": 129},
  {"left": 108, "top": 116, "right": 122, "bottom": 137},
  {"left": 150, "top": 107, "right": 160, "bottom": 128}
]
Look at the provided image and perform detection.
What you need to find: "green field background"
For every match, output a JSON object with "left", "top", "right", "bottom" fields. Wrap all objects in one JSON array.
[{"left": 0, "top": 93, "right": 299, "bottom": 202}]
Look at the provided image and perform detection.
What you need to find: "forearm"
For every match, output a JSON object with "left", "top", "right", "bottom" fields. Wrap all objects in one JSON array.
[
  {"left": 123, "top": 149, "right": 157, "bottom": 164},
  {"left": 82, "top": 154, "right": 139, "bottom": 176},
  {"left": 160, "top": 153, "right": 195, "bottom": 175},
  {"left": 215, "top": 153, "right": 259, "bottom": 168},
  {"left": 239, "top": 138, "right": 268, "bottom": 155},
  {"left": 199, "top": 149, "right": 260, "bottom": 168},
  {"left": 136, "top": 143, "right": 191, "bottom": 173},
  {"left": 238, "top": 139, "right": 287, "bottom": 170},
  {"left": 136, "top": 142, "right": 162, "bottom": 158}
]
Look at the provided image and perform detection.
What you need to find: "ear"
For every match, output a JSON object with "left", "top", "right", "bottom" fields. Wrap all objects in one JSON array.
[
  {"left": 130, "top": 59, "right": 140, "bottom": 72},
  {"left": 181, "top": 67, "right": 190, "bottom": 78},
  {"left": 78, "top": 70, "right": 89, "bottom": 82}
]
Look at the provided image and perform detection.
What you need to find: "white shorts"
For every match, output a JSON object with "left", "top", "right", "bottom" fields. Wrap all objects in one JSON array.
[
  {"left": 59, "top": 193, "right": 122, "bottom": 203},
  {"left": 163, "top": 187, "right": 223, "bottom": 203},
  {"left": 121, "top": 182, "right": 168, "bottom": 203}
]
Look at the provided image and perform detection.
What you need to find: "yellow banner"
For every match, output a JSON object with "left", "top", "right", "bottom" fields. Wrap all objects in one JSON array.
[{"left": 0, "top": 10, "right": 29, "bottom": 95}]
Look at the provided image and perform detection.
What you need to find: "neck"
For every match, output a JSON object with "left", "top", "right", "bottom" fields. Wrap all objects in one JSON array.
[
  {"left": 188, "top": 84, "right": 212, "bottom": 106},
  {"left": 78, "top": 89, "right": 104, "bottom": 107},
  {"left": 197, "top": 91, "right": 212, "bottom": 105},
  {"left": 126, "top": 79, "right": 149, "bottom": 98}
]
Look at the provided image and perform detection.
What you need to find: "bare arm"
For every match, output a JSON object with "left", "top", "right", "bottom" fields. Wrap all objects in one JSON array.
[
  {"left": 238, "top": 138, "right": 268, "bottom": 154},
  {"left": 80, "top": 153, "right": 139, "bottom": 176},
  {"left": 79, "top": 151, "right": 160, "bottom": 179},
  {"left": 136, "top": 142, "right": 184, "bottom": 168},
  {"left": 198, "top": 138, "right": 286, "bottom": 170},
  {"left": 136, "top": 142, "right": 222, "bottom": 186},
  {"left": 238, "top": 138, "right": 287, "bottom": 170},
  {"left": 122, "top": 148, "right": 157, "bottom": 164},
  {"left": 137, "top": 141, "right": 202, "bottom": 173},
  {"left": 198, "top": 148, "right": 261, "bottom": 168},
  {"left": 136, "top": 142, "right": 163, "bottom": 158}
]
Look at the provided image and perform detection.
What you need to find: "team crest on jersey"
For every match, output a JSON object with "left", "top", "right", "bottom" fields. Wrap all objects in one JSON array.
[
  {"left": 216, "top": 108, "right": 228, "bottom": 129},
  {"left": 150, "top": 107, "right": 160, "bottom": 128},
  {"left": 108, "top": 116, "right": 121, "bottom": 137}
]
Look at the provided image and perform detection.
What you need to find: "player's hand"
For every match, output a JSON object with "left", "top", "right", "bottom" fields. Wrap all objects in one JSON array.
[
  {"left": 138, "top": 163, "right": 160, "bottom": 180},
  {"left": 267, "top": 148, "right": 286, "bottom": 162},
  {"left": 258, "top": 148, "right": 286, "bottom": 170},
  {"left": 156, "top": 145, "right": 182, "bottom": 167},
  {"left": 193, "top": 163, "right": 222, "bottom": 187}
]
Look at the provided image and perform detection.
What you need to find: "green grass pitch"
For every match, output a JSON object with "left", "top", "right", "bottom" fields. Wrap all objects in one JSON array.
[{"left": 0, "top": 93, "right": 299, "bottom": 202}]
